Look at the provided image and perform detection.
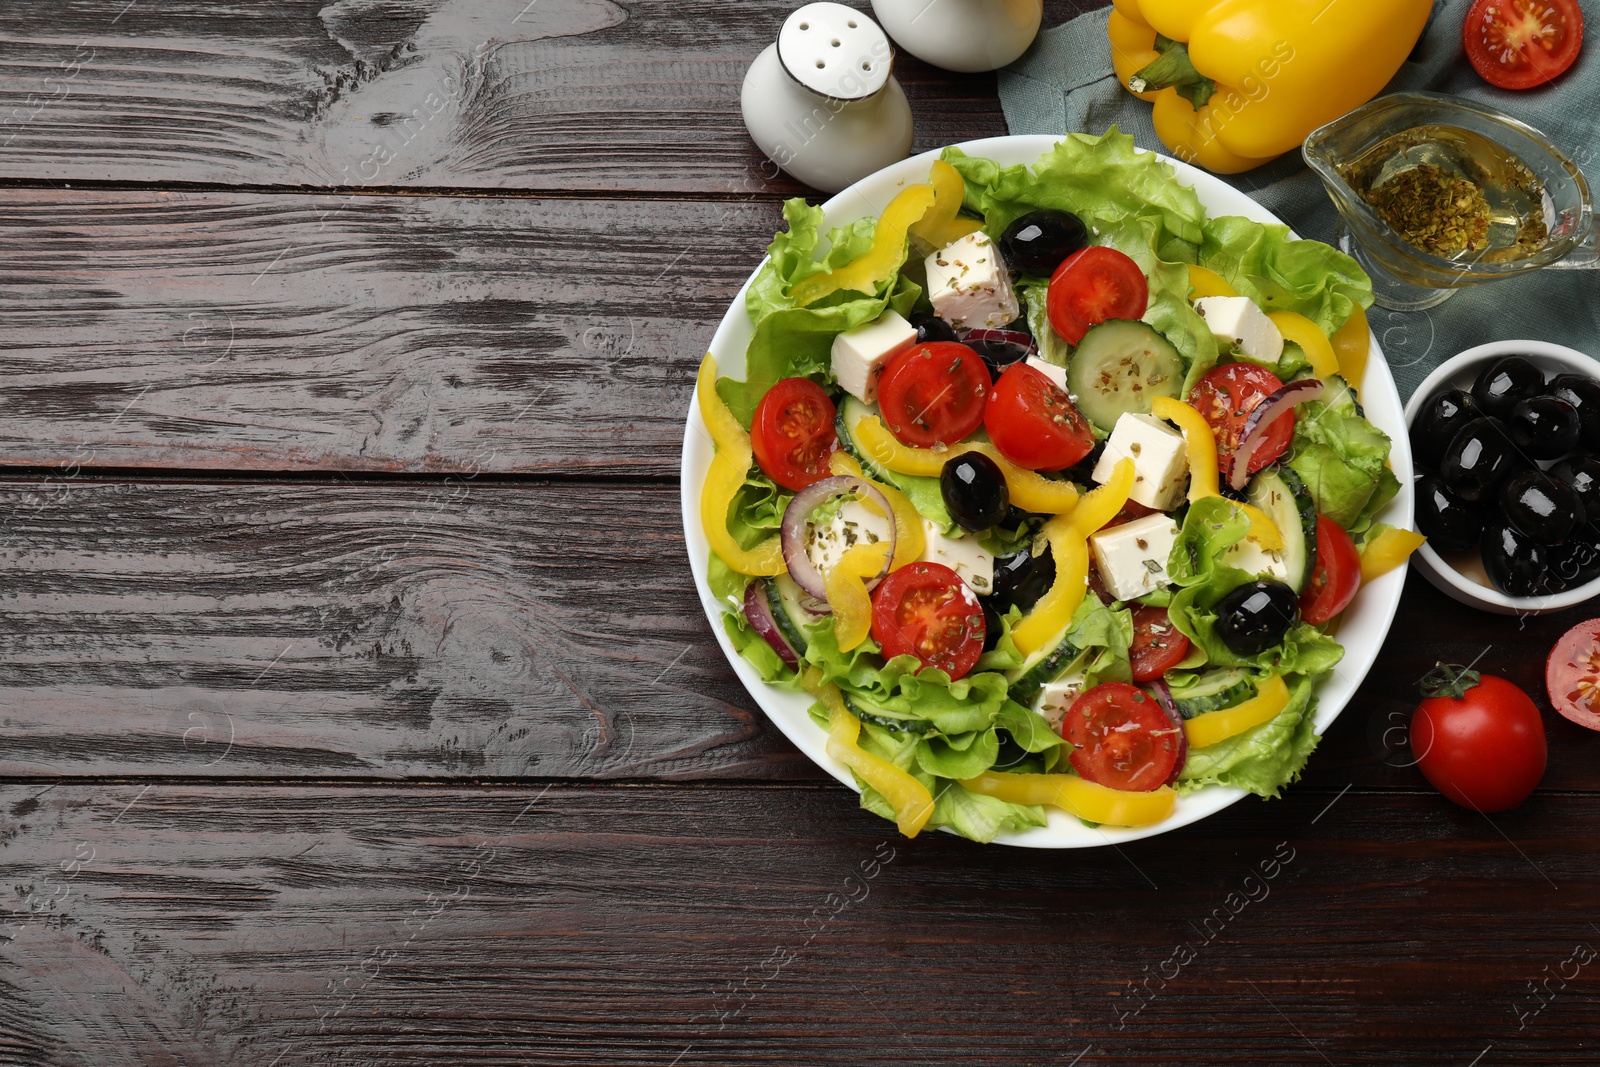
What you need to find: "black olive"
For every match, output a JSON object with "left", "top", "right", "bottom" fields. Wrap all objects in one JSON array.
[
  {"left": 1415, "top": 473, "right": 1484, "bottom": 552},
  {"left": 1440, "top": 416, "right": 1517, "bottom": 502},
  {"left": 908, "top": 312, "right": 959, "bottom": 344},
  {"left": 1507, "top": 395, "right": 1581, "bottom": 460},
  {"left": 941, "top": 452, "right": 1009, "bottom": 532},
  {"left": 1471, "top": 356, "right": 1546, "bottom": 418},
  {"left": 964, "top": 330, "right": 1034, "bottom": 377},
  {"left": 1549, "top": 455, "right": 1600, "bottom": 521},
  {"left": 992, "top": 541, "right": 1056, "bottom": 612},
  {"left": 1549, "top": 374, "right": 1600, "bottom": 452},
  {"left": 1481, "top": 519, "right": 1560, "bottom": 596},
  {"left": 1213, "top": 579, "right": 1300, "bottom": 656},
  {"left": 1062, "top": 440, "right": 1106, "bottom": 486},
  {"left": 1498, "top": 469, "right": 1584, "bottom": 545},
  {"left": 1551, "top": 524, "right": 1600, "bottom": 588},
  {"left": 998, "top": 209, "right": 1090, "bottom": 276},
  {"left": 1411, "top": 388, "right": 1480, "bottom": 469}
]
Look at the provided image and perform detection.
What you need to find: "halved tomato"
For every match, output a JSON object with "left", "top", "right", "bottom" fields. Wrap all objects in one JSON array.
[
  {"left": 1545, "top": 618, "right": 1600, "bottom": 732},
  {"left": 750, "top": 377, "right": 837, "bottom": 491},
  {"left": 1129, "top": 605, "right": 1191, "bottom": 682},
  {"left": 1062, "top": 682, "right": 1183, "bottom": 791},
  {"left": 1300, "top": 515, "right": 1361, "bottom": 625},
  {"left": 1046, "top": 247, "right": 1148, "bottom": 346},
  {"left": 870, "top": 561, "right": 986, "bottom": 679},
  {"left": 1464, "top": 0, "right": 1583, "bottom": 90},
  {"left": 983, "top": 361, "right": 1096, "bottom": 471},
  {"left": 877, "top": 341, "right": 991, "bottom": 448},
  {"left": 1187, "top": 362, "right": 1292, "bottom": 482}
]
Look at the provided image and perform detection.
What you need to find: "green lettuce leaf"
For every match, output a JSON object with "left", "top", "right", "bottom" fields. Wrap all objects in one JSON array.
[
  {"left": 1287, "top": 386, "right": 1398, "bottom": 532},
  {"left": 1177, "top": 675, "right": 1320, "bottom": 797},
  {"left": 943, "top": 129, "right": 1206, "bottom": 253},
  {"left": 1166, "top": 497, "right": 1344, "bottom": 675},
  {"left": 727, "top": 469, "right": 791, "bottom": 550},
  {"left": 1199, "top": 216, "right": 1373, "bottom": 336}
]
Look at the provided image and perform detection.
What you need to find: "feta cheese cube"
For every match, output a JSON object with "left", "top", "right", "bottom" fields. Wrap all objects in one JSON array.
[
  {"left": 1091, "top": 412, "right": 1190, "bottom": 512},
  {"left": 1224, "top": 533, "right": 1291, "bottom": 583},
  {"left": 924, "top": 232, "right": 1019, "bottom": 331},
  {"left": 806, "top": 500, "right": 892, "bottom": 576},
  {"left": 1024, "top": 356, "right": 1068, "bottom": 393},
  {"left": 1032, "top": 670, "right": 1087, "bottom": 732},
  {"left": 919, "top": 518, "right": 994, "bottom": 596},
  {"left": 830, "top": 309, "right": 917, "bottom": 403},
  {"left": 1193, "top": 296, "right": 1283, "bottom": 367},
  {"left": 1090, "top": 512, "right": 1180, "bottom": 602}
]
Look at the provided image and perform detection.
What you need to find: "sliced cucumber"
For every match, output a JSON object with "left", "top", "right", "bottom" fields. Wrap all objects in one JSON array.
[
  {"left": 1005, "top": 628, "right": 1082, "bottom": 708},
  {"left": 1229, "top": 466, "right": 1317, "bottom": 593},
  {"left": 835, "top": 396, "right": 892, "bottom": 480},
  {"left": 1319, "top": 373, "right": 1364, "bottom": 418},
  {"left": 1066, "top": 319, "right": 1184, "bottom": 431},
  {"left": 764, "top": 574, "right": 815, "bottom": 655},
  {"left": 844, "top": 692, "right": 933, "bottom": 734},
  {"left": 1170, "top": 667, "right": 1258, "bottom": 719}
]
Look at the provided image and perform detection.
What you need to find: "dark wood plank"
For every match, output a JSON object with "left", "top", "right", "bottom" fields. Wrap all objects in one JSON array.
[
  {"left": 2, "top": 475, "right": 1597, "bottom": 794},
  {"left": 1, "top": 782, "right": 1596, "bottom": 1065},
  {"left": 0, "top": 478, "right": 814, "bottom": 780},
  {"left": 0, "top": 188, "right": 774, "bottom": 476},
  {"left": 0, "top": 0, "right": 1104, "bottom": 195}
]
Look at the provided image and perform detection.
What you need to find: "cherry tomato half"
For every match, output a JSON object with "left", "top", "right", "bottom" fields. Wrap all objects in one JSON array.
[
  {"left": 1187, "top": 362, "right": 1292, "bottom": 483},
  {"left": 983, "top": 361, "right": 1096, "bottom": 471},
  {"left": 1411, "top": 669, "right": 1546, "bottom": 812},
  {"left": 1046, "top": 246, "right": 1149, "bottom": 346},
  {"left": 1464, "top": 0, "right": 1583, "bottom": 90},
  {"left": 1129, "top": 605, "right": 1192, "bottom": 683},
  {"left": 870, "top": 561, "right": 986, "bottom": 679},
  {"left": 1545, "top": 618, "right": 1600, "bottom": 733},
  {"left": 1300, "top": 515, "right": 1361, "bottom": 625},
  {"left": 1063, "top": 682, "right": 1183, "bottom": 792},
  {"left": 751, "top": 377, "right": 838, "bottom": 491},
  {"left": 877, "top": 341, "right": 991, "bottom": 448}
]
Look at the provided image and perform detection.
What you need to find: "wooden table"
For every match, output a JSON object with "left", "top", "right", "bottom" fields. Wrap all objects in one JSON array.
[{"left": 2, "top": 2, "right": 1596, "bottom": 1063}]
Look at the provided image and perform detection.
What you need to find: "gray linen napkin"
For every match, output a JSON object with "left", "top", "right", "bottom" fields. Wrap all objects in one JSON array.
[{"left": 997, "top": 0, "right": 1600, "bottom": 399}]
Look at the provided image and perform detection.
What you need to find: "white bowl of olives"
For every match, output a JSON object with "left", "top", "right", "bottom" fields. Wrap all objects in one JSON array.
[{"left": 1405, "top": 339, "right": 1600, "bottom": 615}]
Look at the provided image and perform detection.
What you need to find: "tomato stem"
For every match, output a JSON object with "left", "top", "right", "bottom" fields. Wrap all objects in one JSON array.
[{"left": 1419, "top": 661, "right": 1480, "bottom": 700}]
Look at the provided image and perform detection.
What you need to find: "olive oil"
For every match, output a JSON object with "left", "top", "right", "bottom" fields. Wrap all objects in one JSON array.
[{"left": 1337, "top": 124, "right": 1550, "bottom": 265}]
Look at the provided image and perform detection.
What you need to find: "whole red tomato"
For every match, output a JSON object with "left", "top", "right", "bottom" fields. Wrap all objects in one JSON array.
[{"left": 1411, "top": 664, "right": 1546, "bottom": 813}]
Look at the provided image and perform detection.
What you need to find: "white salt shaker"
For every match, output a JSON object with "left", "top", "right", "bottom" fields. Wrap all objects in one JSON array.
[
  {"left": 741, "top": 3, "right": 914, "bottom": 194},
  {"left": 870, "top": 0, "right": 1042, "bottom": 73}
]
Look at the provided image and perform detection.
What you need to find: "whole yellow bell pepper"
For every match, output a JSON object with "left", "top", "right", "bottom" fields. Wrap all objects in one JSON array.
[{"left": 1112, "top": 0, "right": 1433, "bottom": 173}]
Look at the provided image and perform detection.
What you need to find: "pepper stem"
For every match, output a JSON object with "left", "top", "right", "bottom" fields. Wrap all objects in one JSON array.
[{"left": 1127, "top": 36, "right": 1216, "bottom": 110}]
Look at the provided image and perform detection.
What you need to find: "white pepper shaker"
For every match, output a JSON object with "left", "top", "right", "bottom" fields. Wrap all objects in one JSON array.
[
  {"left": 741, "top": 3, "right": 914, "bottom": 194},
  {"left": 870, "top": 0, "right": 1042, "bottom": 73}
]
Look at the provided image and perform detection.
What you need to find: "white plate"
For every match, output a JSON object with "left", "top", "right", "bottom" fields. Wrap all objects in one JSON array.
[{"left": 680, "top": 135, "right": 1414, "bottom": 847}]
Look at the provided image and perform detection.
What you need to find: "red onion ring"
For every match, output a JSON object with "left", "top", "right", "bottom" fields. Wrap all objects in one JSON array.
[
  {"left": 1146, "top": 678, "right": 1189, "bottom": 787},
  {"left": 1229, "top": 379, "right": 1325, "bottom": 490},
  {"left": 743, "top": 580, "right": 799, "bottom": 669},
  {"left": 780, "top": 475, "right": 898, "bottom": 603}
]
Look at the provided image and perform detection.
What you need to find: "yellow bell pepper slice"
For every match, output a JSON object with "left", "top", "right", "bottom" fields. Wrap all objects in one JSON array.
[
  {"left": 1331, "top": 304, "right": 1371, "bottom": 389},
  {"left": 1108, "top": 9, "right": 1163, "bottom": 103},
  {"left": 806, "top": 670, "right": 934, "bottom": 838},
  {"left": 1187, "top": 264, "right": 1236, "bottom": 300},
  {"left": 824, "top": 540, "right": 893, "bottom": 651},
  {"left": 1268, "top": 311, "right": 1338, "bottom": 380},
  {"left": 1150, "top": 395, "right": 1218, "bottom": 502},
  {"left": 789, "top": 184, "right": 937, "bottom": 308},
  {"left": 1184, "top": 673, "right": 1290, "bottom": 749},
  {"left": 960, "top": 770, "right": 1176, "bottom": 827},
  {"left": 1125, "top": 0, "right": 1433, "bottom": 164},
  {"left": 697, "top": 353, "right": 784, "bottom": 576},
  {"left": 1360, "top": 527, "right": 1427, "bottom": 583},
  {"left": 1012, "top": 459, "right": 1134, "bottom": 656},
  {"left": 910, "top": 160, "right": 983, "bottom": 249},
  {"left": 828, "top": 450, "right": 925, "bottom": 570},
  {"left": 702, "top": 454, "right": 786, "bottom": 576},
  {"left": 1232, "top": 502, "right": 1283, "bottom": 551},
  {"left": 698, "top": 353, "right": 751, "bottom": 468},
  {"left": 852, "top": 415, "right": 1080, "bottom": 515}
]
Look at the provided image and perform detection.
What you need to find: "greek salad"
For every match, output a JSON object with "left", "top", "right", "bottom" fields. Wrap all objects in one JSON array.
[{"left": 698, "top": 131, "right": 1423, "bottom": 843}]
